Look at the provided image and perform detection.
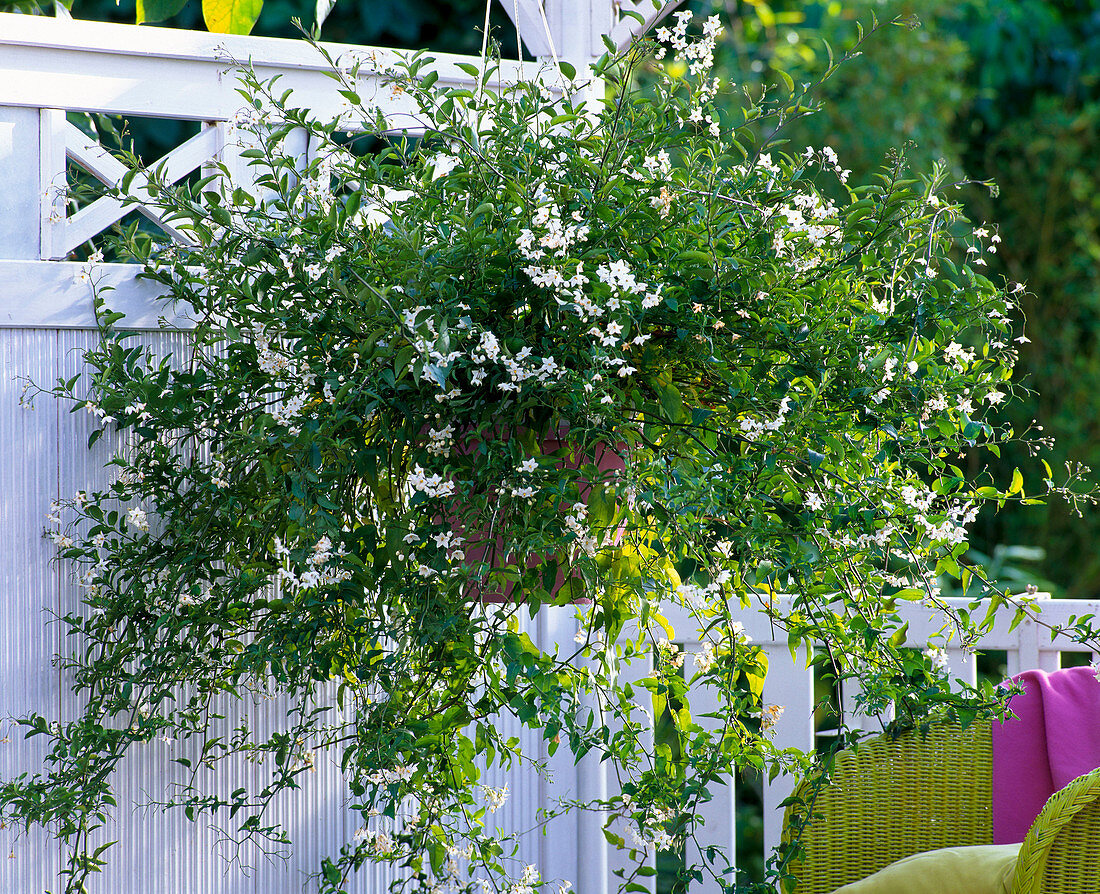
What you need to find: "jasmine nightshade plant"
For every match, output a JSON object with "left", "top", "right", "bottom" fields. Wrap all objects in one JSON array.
[{"left": 9, "top": 10, "right": 1098, "bottom": 894}]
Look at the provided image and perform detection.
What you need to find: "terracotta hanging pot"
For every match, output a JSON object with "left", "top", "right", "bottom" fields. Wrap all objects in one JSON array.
[{"left": 447, "top": 426, "right": 626, "bottom": 604}]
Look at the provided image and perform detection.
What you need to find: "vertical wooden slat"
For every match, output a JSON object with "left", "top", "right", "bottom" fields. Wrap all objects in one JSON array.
[
  {"left": 39, "top": 108, "right": 67, "bottom": 261},
  {"left": 575, "top": 688, "right": 610, "bottom": 894},
  {"left": 0, "top": 329, "right": 63, "bottom": 892},
  {"left": 683, "top": 640, "right": 736, "bottom": 894},
  {"left": 285, "top": 126, "right": 310, "bottom": 188},
  {"left": 948, "top": 649, "right": 979, "bottom": 688},
  {"left": 605, "top": 647, "right": 655, "bottom": 894},
  {"left": 537, "top": 606, "right": 584, "bottom": 891},
  {"left": 760, "top": 643, "right": 815, "bottom": 862},
  {"left": 1015, "top": 616, "right": 1040, "bottom": 673}
]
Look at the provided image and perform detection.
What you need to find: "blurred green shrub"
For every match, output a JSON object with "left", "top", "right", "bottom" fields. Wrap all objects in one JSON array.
[{"left": 712, "top": 0, "right": 1100, "bottom": 596}]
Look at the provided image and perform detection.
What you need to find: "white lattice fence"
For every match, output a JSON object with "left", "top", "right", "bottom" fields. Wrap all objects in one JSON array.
[{"left": 0, "top": 10, "right": 673, "bottom": 894}]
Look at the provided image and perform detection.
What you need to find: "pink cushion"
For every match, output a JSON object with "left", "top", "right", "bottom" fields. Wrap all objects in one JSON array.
[{"left": 992, "top": 666, "right": 1100, "bottom": 843}]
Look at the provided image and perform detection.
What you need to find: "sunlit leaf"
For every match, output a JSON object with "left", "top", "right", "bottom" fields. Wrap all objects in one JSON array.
[
  {"left": 203, "top": 0, "right": 262, "bottom": 34},
  {"left": 137, "top": 0, "right": 189, "bottom": 24}
]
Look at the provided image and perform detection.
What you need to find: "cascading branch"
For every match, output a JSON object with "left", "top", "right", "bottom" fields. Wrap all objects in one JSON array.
[{"left": 7, "top": 11, "right": 1098, "bottom": 894}]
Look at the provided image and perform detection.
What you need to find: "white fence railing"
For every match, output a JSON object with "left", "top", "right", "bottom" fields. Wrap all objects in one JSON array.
[{"left": 2, "top": 12, "right": 1098, "bottom": 894}]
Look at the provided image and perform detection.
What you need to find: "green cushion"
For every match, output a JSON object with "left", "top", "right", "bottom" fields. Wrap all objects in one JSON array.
[{"left": 831, "top": 843, "right": 1022, "bottom": 894}]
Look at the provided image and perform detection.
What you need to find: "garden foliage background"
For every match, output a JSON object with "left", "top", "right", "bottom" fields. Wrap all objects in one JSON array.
[{"left": 7, "top": 0, "right": 1099, "bottom": 598}]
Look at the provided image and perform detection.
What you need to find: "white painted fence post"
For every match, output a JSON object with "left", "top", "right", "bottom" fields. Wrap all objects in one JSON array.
[
  {"left": 760, "top": 643, "right": 815, "bottom": 862},
  {"left": 0, "top": 106, "right": 48, "bottom": 260},
  {"left": 38, "top": 108, "right": 68, "bottom": 260}
]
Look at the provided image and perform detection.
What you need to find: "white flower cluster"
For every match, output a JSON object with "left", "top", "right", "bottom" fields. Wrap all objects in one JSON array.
[
  {"left": 656, "top": 640, "right": 685, "bottom": 670},
  {"left": 508, "top": 864, "right": 540, "bottom": 894},
  {"left": 432, "top": 530, "right": 465, "bottom": 562},
  {"left": 693, "top": 640, "right": 717, "bottom": 673},
  {"left": 625, "top": 802, "right": 678, "bottom": 853},
  {"left": 803, "top": 145, "right": 851, "bottom": 184},
  {"left": 676, "top": 580, "right": 716, "bottom": 613},
  {"left": 228, "top": 105, "right": 265, "bottom": 136},
  {"left": 923, "top": 646, "right": 949, "bottom": 671},
  {"left": 900, "top": 484, "right": 935, "bottom": 511},
  {"left": 210, "top": 456, "right": 230, "bottom": 489},
  {"left": 48, "top": 529, "right": 75, "bottom": 549},
  {"left": 518, "top": 200, "right": 591, "bottom": 261},
  {"left": 272, "top": 534, "right": 351, "bottom": 592},
  {"left": 401, "top": 302, "right": 567, "bottom": 401},
  {"left": 642, "top": 150, "right": 672, "bottom": 178},
  {"left": 427, "top": 423, "right": 455, "bottom": 457},
  {"left": 656, "top": 11, "right": 722, "bottom": 78},
  {"left": 774, "top": 189, "right": 840, "bottom": 252},
  {"left": 918, "top": 502, "right": 979, "bottom": 548},
  {"left": 84, "top": 400, "right": 116, "bottom": 425},
  {"left": 518, "top": 203, "right": 599, "bottom": 319},
  {"left": 895, "top": 483, "right": 978, "bottom": 547},
  {"left": 483, "top": 784, "right": 508, "bottom": 812},
  {"left": 408, "top": 465, "right": 456, "bottom": 499},
  {"left": 943, "top": 341, "right": 976, "bottom": 373},
  {"left": 367, "top": 763, "right": 415, "bottom": 785},
  {"left": 252, "top": 325, "right": 318, "bottom": 436},
  {"left": 739, "top": 395, "right": 794, "bottom": 442},
  {"left": 562, "top": 503, "right": 598, "bottom": 558},
  {"left": 352, "top": 825, "right": 395, "bottom": 856}
]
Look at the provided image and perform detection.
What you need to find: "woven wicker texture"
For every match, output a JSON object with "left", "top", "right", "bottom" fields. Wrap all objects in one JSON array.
[
  {"left": 1013, "top": 767, "right": 1100, "bottom": 894},
  {"left": 782, "top": 720, "right": 993, "bottom": 894}
]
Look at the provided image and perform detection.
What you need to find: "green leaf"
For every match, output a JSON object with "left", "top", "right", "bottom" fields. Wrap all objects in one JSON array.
[
  {"left": 657, "top": 380, "right": 683, "bottom": 423},
  {"left": 137, "top": 0, "right": 190, "bottom": 24},
  {"left": 322, "top": 860, "right": 341, "bottom": 885},
  {"left": 677, "top": 249, "right": 714, "bottom": 269},
  {"left": 203, "top": 0, "right": 262, "bottom": 34},
  {"left": 651, "top": 690, "right": 667, "bottom": 729}
]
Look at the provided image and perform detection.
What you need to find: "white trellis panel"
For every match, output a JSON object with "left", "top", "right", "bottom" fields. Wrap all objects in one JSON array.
[{"left": 0, "top": 10, "right": 669, "bottom": 893}]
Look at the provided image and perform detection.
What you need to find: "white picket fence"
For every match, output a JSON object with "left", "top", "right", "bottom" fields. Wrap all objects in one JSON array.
[{"left": 2, "top": 11, "right": 1098, "bottom": 894}]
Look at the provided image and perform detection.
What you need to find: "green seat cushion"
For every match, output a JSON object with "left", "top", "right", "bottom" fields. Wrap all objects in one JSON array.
[{"left": 831, "top": 843, "right": 1022, "bottom": 894}]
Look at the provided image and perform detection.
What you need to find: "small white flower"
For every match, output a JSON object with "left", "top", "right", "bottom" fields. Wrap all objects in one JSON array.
[
  {"left": 693, "top": 641, "right": 716, "bottom": 673},
  {"left": 428, "top": 153, "right": 460, "bottom": 179}
]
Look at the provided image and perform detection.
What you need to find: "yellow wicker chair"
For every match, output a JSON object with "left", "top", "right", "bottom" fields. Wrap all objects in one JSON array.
[{"left": 780, "top": 719, "right": 1100, "bottom": 893}]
